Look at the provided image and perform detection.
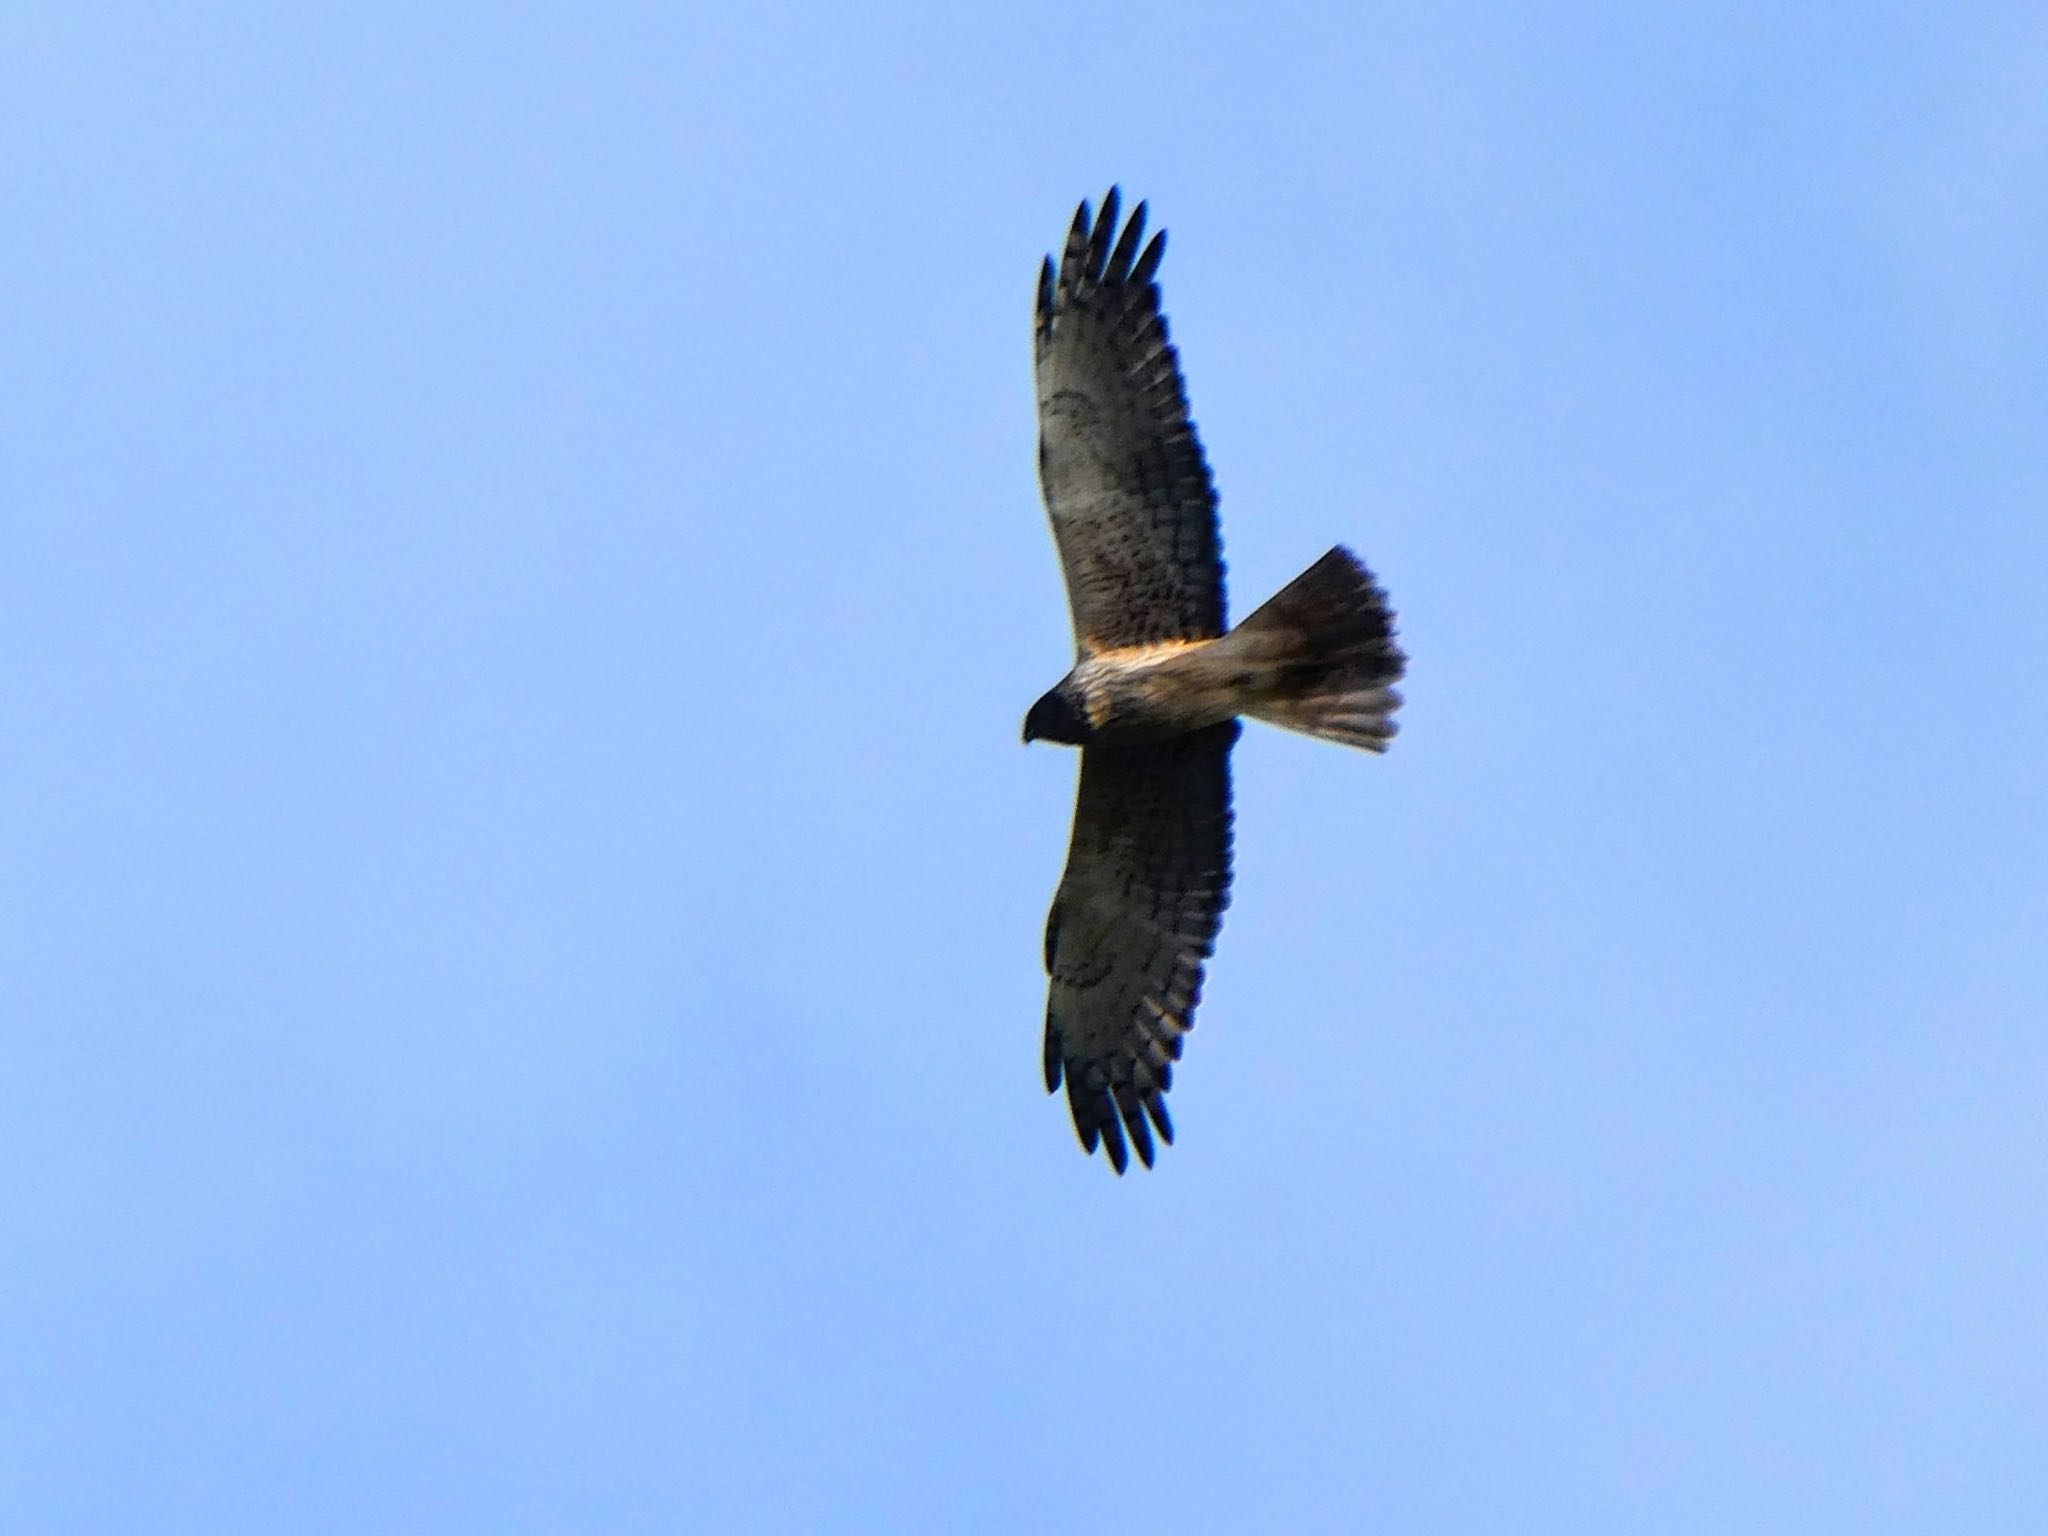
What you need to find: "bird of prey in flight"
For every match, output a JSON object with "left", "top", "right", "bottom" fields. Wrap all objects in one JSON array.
[{"left": 1025, "top": 189, "right": 1406, "bottom": 1173}]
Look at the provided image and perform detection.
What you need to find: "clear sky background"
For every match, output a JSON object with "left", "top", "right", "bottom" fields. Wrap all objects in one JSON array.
[{"left": 5, "top": 4, "right": 2046, "bottom": 1531}]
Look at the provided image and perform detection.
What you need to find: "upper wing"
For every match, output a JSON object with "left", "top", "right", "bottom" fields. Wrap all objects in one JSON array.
[
  {"left": 1034, "top": 189, "right": 1225, "bottom": 653},
  {"left": 1042, "top": 721, "right": 1238, "bottom": 1173}
]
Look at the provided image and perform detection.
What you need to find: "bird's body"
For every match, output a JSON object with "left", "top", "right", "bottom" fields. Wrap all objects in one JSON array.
[
  {"left": 1026, "top": 190, "right": 1406, "bottom": 1172},
  {"left": 1030, "top": 641, "right": 1245, "bottom": 745}
]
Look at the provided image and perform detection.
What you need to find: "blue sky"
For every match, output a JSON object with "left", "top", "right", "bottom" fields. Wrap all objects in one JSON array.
[{"left": 5, "top": 3, "right": 2046, "bottom": 1530}]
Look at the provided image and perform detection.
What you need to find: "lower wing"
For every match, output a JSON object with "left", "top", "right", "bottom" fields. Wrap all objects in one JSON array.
[{"left": 1041, "top": 721, "right": 1238, "bottom": 1172}]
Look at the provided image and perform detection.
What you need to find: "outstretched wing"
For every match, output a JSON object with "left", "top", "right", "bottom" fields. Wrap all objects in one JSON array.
[
  {"left": 1042, "top": 721, "right": 1238, "bottom": 1173},
  {"left": 1035, "top": 189, "right": 1225, "bottom": 654}
]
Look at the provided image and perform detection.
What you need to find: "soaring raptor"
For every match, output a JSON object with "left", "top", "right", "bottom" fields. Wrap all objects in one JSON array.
[{"left": 1026, "top": 189, "right": 1406, "bottom": 1173}]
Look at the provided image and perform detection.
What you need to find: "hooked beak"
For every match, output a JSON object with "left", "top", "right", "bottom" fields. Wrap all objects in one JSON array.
[{"left": 1022, "top": 689, "right": 1088, "bottom": 746}]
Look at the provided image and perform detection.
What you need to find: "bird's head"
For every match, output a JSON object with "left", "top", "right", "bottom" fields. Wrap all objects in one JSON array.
[{"left": 1022, "top": 686, "right": 1091, "bottom": 746}]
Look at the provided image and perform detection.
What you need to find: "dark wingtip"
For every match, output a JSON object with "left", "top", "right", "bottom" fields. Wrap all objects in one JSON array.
[
  {"left": 1131, "top": 228, "right": 1167, "bottom": 286},
  {"left": 1057, "top": 198, "right": 1093, "bottom": 307},
  {"left": 1085, "top": 187, "right": 1119, "bottom": 285},
  {"left": 1105, "top": 198, "right": 1147, "bottom": 283},
  {"left": 1066, "top": 1075, "right": 1099, "bottom": 1154},
  {"left": 1042, "top": 1021, "right": 1063, "bottom": 1093},
  {"left": 1100, "top": 1108, "right": 1130, "bottom": 1174},
  {"left": 1144, "top": 1092, "right": 1174, "bottom": 1145},
  {"left": 1122, "top": 1095, "right": 1156, "bottom": 1168}
]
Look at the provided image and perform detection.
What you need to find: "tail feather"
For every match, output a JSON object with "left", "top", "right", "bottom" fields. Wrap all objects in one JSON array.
[{"left": 1221, "top": 546, "right": 1406, "bottom": 751}]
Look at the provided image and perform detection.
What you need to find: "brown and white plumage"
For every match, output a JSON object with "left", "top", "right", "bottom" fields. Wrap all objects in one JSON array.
[
  {"left": 1042, "top": 722, "right": 1237, "bottom": 1173},
  {"left": 1034, "top": 189, "right": 1224, "bottom": 652},
  {"left": 1026, "top": 191, "right": 1406, "bottom": 1173}
]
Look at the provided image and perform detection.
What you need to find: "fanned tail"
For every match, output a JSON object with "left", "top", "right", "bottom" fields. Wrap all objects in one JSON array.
[{"left": 1219, "top": 546, "right": 1406, "bottom": 751}]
